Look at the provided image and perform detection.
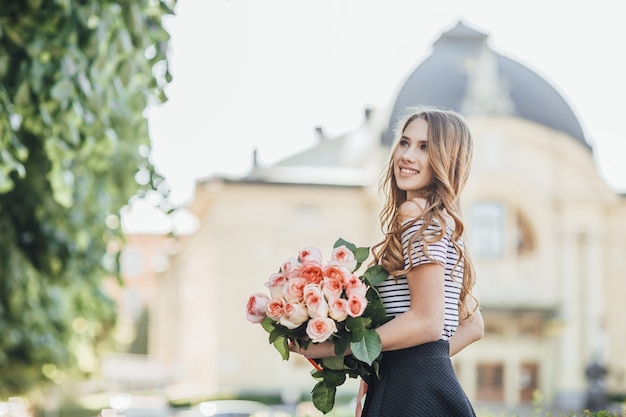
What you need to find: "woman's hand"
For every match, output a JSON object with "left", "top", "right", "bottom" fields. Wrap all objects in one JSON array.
[
  {"left": 289, "top": 340, "right": 344, "bottom": 359},
  {"left": 449, "top": 296, "right": 484, "bottom": 356}
]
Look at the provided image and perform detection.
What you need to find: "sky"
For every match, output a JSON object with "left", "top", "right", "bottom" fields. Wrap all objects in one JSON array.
[{"left": 129, "top": 0, "right": 626, "bottom": 232}]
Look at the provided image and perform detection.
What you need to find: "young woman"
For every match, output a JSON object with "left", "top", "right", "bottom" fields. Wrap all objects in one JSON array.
[{"left": 291, "top": 106, "right": 483, "bottom": 416}]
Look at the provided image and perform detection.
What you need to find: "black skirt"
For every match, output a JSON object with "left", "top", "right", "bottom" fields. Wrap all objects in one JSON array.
[{"left": 361, "top": 340, "right": 476, "bottom": 417}]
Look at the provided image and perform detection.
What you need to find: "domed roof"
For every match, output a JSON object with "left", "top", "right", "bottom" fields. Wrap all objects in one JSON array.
[{"left": 383, "top": 20, "right": 590, "bottom": 149}]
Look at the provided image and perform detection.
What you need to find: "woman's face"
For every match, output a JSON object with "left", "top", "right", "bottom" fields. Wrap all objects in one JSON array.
[{"left": 392, "top": 117, "right": 434, "bottom": 199}]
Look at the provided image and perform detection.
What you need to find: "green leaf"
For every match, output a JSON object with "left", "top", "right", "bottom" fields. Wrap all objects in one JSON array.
[
  {"left": 364, "top": 264, "right": 389, "bottom": 286},
  {"left": 334, "top": 237, "right": 356, "bottom": 253},
  {"left": 345, "top": 317, "right": 367, "bottom": 342},
  {"left": 268, "top": 325, "right": 289, "bottom": 344},
  {"left": 320, "top": 356, "right": 345, "bottom": 371},
  {"left": 333, "top": 334, "right": 350, "bottom": 356},
  {"left": 364, "top": 298, "right": 388, "bottom": 326},
  {"left": 372, "top": 359, "right": 381, "bottom": 379},
  {"left": 354, "top": 246, "right": 370, "bottom": 264},
  {"left": 47, "top": 165, "right": 74, "bottom": 208},
  {"left": 14, "top": 81, "right": 31, "bottom": 106},
  {"left": 50, "top": 79, "right": 75, "bottom": 103},
  {"left": 260, "top": 316, "right": 276, "bottom": 334},
  {"left": 350, "top": 329, "right": 382, "bottom": 366},
  {"left": 311, "top": 381, "right": 336, "bottom": 414},
  {"left": 272, "top": 335, "right": 290, "bottom": 361},
  {"left": 321, "top": 369, "right": 347, "bottom": 387}
]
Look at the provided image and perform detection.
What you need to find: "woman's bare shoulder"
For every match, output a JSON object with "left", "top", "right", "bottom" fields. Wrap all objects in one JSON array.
[{"left": 398, "top": 198, "right": 427, "bottom": 223}]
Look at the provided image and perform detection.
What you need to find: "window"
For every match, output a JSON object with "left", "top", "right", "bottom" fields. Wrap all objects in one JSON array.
[
  {"left": 477, "top": 363, "right": 505, "bottom": 402},
  {"left": 469, "top": 201, "right": 535, "bottom": 258},
  {"left": 469, "top": 202, "right": 504, "bottom": 258},
  {"left": 519, "top": 363, "right": 539, "bottom": 403}
]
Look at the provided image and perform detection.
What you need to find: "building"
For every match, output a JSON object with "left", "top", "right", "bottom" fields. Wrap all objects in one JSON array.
[{"left": 147, "top": 20, "right": 626, "bottom": 413}]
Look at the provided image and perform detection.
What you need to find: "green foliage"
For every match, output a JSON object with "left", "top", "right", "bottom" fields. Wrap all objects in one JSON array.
[
  {"left": 0, "top": 0, "right": 175, "bottom": 396},
  {"left": 311, "top": 382, "right": 337, "bottom": 415},
  {"left": 349, "top": 329, "right": 381, "bottom": 366}
]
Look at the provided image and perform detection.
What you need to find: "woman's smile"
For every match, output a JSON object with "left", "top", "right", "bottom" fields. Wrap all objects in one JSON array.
[{"left": 398, "top": 167, "right": 420, "bottom": 176}]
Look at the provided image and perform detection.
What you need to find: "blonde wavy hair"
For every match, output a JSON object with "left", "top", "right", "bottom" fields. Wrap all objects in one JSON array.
[{"left": 371, "top": 105, "right": 477, "bottom": 319}]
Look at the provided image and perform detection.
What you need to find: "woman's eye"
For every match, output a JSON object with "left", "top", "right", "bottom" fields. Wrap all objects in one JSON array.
[
  {"left": 399, "top": 139, "right": 409, "bottom": 147},
  {"left": 420, "top": 143, "right": 428, "bottom": 150}
]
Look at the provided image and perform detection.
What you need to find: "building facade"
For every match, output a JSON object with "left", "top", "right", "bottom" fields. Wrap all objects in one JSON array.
[{"left": 146, "top": 20, "right": 626, "bottom": 412}]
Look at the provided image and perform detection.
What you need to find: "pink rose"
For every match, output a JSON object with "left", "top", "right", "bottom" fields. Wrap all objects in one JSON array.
[
  {"left": 299, "top": 246, "right": 323, "bottom": 264},
  {"left": 283, "top": 277, "right": 307, "bottom": 302},
  {"left": 304, "top": 284, "right": 329, "bottom": 318},
  {"left": 306, "top": 317, "right": 338, "bottom": 343},
  {"left": 281, "top": 257, "right": 300, "bottom": 275},
  {"left": 344, "top": 274, "right": 368, "bottom": 298},
  {"left": 347, "top": 294, "right": 368, "bottom": 318},
  {"left": 304, "top": 284, "right": 323, "bottom": 304},
  {"left": 323, "top": 264, "right": 351, "bottom": 282},
  {"left": 245, "top": 292, "right": 270, "bottom": 323},
  {"left": 321, "top": 277, "right": 343, "bottom": 300},
  {"left": 299, "top": 262, "right": 324, "bottom": 285},
  {"left": 287, "top": 265, "right": 303, "bottom": 279},
  {"left": 265, "top": 273, "right": 288, "bottom": 298},
  {"left": 327, "top": 296, "right": 349, "bottom": 322},
  {"left": 331, "top": 245, "right": 357, "bottom": 272},
  {"left": 266, "top": 297, "right": 286, "bottom": 321},
  {"left": 280, "top": 300, "right": 308, "bottom": 329}
]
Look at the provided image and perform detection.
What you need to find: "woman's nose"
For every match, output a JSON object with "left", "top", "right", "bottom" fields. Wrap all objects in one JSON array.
[{"left": 400, "top": 148, "right": 416, "bottom": 162}]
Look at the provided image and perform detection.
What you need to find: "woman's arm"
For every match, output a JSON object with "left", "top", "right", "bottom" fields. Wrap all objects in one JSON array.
[
  {"left": 449, "top": 295, "right": 484, "bottom": 357},
  {"left": 375, "top": 262, "right": 445, "bottom": 351},
  {"left": 290, "top": 262, "right": 446, "bottom": 358},
  {"left": 371, "top": 200, "right": 445, "bottom": 350}
]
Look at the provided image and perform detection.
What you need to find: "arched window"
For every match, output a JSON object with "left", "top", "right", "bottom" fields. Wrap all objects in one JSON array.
[{"left": 468, "top": 201, "right": 535, "bottom": 258}]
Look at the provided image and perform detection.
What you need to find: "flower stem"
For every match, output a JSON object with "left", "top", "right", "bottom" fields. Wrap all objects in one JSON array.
[{"left": 308, "top": 358, "right": 323, "bottom": 371}]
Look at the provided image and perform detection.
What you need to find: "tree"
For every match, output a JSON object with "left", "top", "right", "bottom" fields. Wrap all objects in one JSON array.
[{"left": 0, "top": 0, "right": 175, "bottom": 395}]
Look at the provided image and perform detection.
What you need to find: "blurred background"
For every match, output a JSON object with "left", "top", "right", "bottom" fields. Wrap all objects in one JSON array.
[{"left": 1, "top": 1, "right": 625, "bottom": 417}]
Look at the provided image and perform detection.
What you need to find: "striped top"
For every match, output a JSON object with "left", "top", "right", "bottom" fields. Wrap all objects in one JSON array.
[{"left": 376, "top": 218, "right": 464, "bottom": 341}]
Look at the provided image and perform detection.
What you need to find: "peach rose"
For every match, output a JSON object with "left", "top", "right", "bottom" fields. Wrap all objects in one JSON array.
[
  {"left": 265, "top": 273, "right": 288, "bottom": 299},
  {"left": 347, "top": 294, "right": 368, "bottom": 318},
  {"left": 300, "top": 262, "right": 324, "bottom": 285},
  {"left": 323, "top": 263, "right": 351, "bottom": 282},
  {"left": 306, "top": 317, "right": 338, "bottom": 343},
  {"left": 280, "top": 300, "right": 308, "bottom": 329},
  {"left": 331, "top": 245, "right": 357, "bottom": 272},
  {"left": 287, "top": 265, "right": 303, "bottom": 279},
  {"left": 266, "top": 297, "right": 286, "bottom": 321},
  {"left": 327, "top": 296, "right": 349, "bottom": 322},
  {"left": 321, "top": 277, "right": 343, "bottom": 300},
  {"left": 304, "top": 284, "right": 329, "bottom": 318},
  {"left": 345, "top": 274, "right": 368, "bottom": 298},
  {"left": 299, "top": 246, "right": 323, "bottom": 264},
  {"left": 245, "top": 292, "right": 270, "bottom": 323},
  {"left": 283, "top": 277, "right": 307, "bottom": 302},
  {"left": 304, "top": 283, "right": 323, "bottom": 304}
]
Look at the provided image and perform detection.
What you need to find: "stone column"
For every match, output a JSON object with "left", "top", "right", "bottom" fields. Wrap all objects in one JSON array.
[
  {"left": 553, "top": 227, "right": 585, "bottom": 410},
  {"left": 581, "top": 230, "right": 606, "bottom": 362}
]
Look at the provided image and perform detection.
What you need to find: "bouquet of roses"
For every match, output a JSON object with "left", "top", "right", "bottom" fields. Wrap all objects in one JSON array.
[{"left": 245, "top": 238, "right": 390, "bottom": 414}]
